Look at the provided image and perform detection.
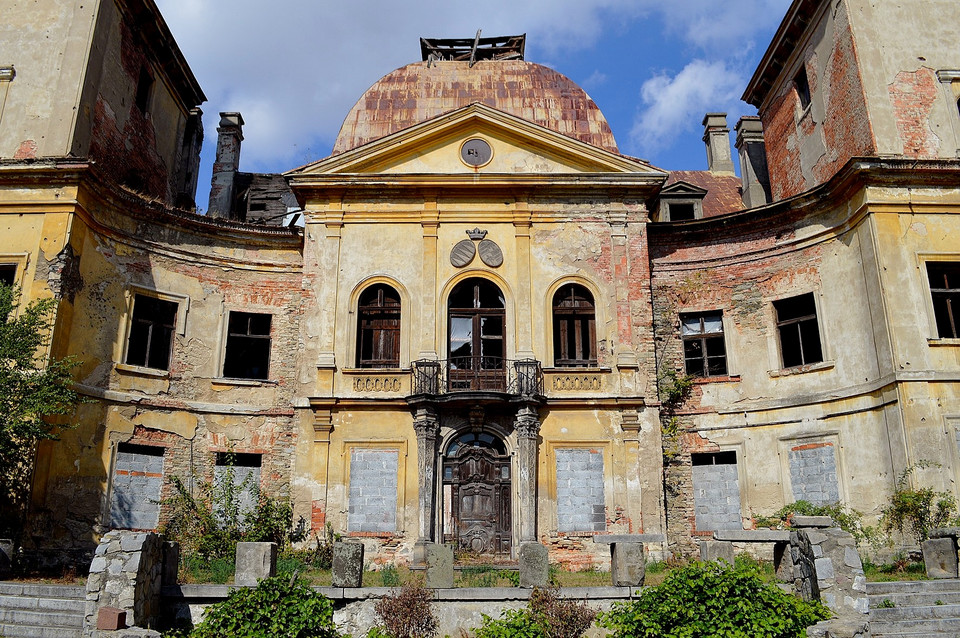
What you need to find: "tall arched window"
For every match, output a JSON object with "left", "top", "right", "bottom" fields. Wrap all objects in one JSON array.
[
  {"left": 552, "top": 284, "right": 596, "bottom": 367},
  {"left": 356, "top": 284, "right": 401, "bottom": 368},
  {"left": 447, "top": 278, "right": 505, "bottom": 390}
]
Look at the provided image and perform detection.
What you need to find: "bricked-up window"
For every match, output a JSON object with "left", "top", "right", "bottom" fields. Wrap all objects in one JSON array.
[
  {"left": 0, "top": 264, "right": 16, "bottom": 287},
  {"left": 553, "top": 284, "right": 597, "bottom": 367},
  {"left": 774, "top": 293, "right": 823, "bottom": 368},
  {"left": 223, "top": 312, "right": 272, "bottom": 379},
  {"left": 126, "top": 294, "right": 178, "bottom": 370},
  {"left": 348, "top": 448, "right": 398, "bottom": 533},
  {"left": 795, "top": 67, "right": 811, "bottom": 110},
  {"left": 691, "top": 451, "right": 741, "bottom": 531},
  {"left": 555, "top": 449, "right": 605, "bottom": 532},
  {"left": 681, "top": 311, "right": 727, "bottom": 377},
  {"left": 214, "top": 452, "right": 261, "bottom": 516},
  {"left": 109, "top": 443, "right": 164, "bottom": 530},
  {"left": 357, "top": 284, "right": 401, "bottom": 368},
  {"left": 927, "top": 262, "right": 960, "bottom": 338}
]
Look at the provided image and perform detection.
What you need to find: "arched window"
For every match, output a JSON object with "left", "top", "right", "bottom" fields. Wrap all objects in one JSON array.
[
  {"left": 552, "top": 284, "right": 596, "bottom": 367},
  {"left": 356, "top": 284, "right": 401, "bottom": 368}
]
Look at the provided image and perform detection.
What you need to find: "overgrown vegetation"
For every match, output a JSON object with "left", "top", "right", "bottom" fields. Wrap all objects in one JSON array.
[
  {"left": 183, "top": 574, "right": 339, "bottom": 638},
  {"left": 0, "top": 283, "right": 82, "bottom": 541},
  {"left": 754, "top": 500, "right": 880, "bottom": 549},
  {"left": 880, "top": 461, "right": 959, "bottom": 545},
  {"left": 473, "top": 587, "right": 597, "bottom": 638},
  {"left": 367, "top": 580, "right": 438, "bottom": 638},
  {"left": 599, "top": 560, "right": 830, "bottom": 638},
  {"left": 657, "top": 366, "right": 693, "bottom": 466}
]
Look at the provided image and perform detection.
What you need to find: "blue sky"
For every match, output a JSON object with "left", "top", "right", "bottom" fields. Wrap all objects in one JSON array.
[{"left": 153, "top": 0, "right": 793, "bottom": 210}]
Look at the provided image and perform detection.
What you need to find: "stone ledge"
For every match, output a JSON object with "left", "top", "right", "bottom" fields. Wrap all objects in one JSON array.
[
  {"left": 161, "top": 585, "right": 637, "bottom": 602},
  {"left": 791, "top": 516, "right": 834, "bottom": 528},
  {"left": 591, "top": 534, "right": 666, "bottom": 544},
  {"left": 713, "top": 530, "right": 791, "bottom": 542},
  {"left": 930, "top": 527, "right": 960, "bottom": 539}
]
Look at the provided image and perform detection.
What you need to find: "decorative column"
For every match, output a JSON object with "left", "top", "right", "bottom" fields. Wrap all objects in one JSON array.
[
  {"left": 413, "top": 406, "right": 440, "bottom": 544},
  {"left": 515, "top": 405, "right": 541, "bottom": 543}
]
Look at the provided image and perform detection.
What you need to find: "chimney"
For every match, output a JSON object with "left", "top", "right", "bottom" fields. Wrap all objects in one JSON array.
[
  {"left": 702, "top": 113, "right": 735, "bottom": 173},
  {"left": 207, "top": 112, "right": 244, "bottom": 219},
  {"left": 735, "top": 116, "right": 772, "bottom": 208}
]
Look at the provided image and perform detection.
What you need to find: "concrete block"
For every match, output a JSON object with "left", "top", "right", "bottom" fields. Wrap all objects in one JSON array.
[
  {"left": 699, "top": 540, "right": 734, "bottom": 564},
  {"left": 97, "top": 606, "right": 127, "bottom": 630},
  {"left": 234, "top": 542, "right": 277, "bottom": 587},
  {"left": 922, "top": 537, "right": 959, "bottom": 579},
  {"left": 331, "top": 542, "right": 364, "bottom": 588},
  {"left": 424, "top": 543, "right": 454, "bottom": 589},
  {"left": 611, "top": 542, "right": 645, "bottom": 587},
  {"left": 790, "top": 515, "right": 833, "bottom": 528},
  {"left": 162, "top": 541, "right": 180, "bottom": 586},
  {"left": 518, "top": 542, "right": 549, "bottom": 588}
]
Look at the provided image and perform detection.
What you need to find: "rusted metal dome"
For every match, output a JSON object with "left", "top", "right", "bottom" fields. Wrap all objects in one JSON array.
[{"left": 333, "top": 60, "right": 619, "bottom": 155}]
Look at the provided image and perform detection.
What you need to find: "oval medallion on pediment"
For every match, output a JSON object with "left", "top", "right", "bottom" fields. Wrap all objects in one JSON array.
[
  {"left": 478, "top": 239, "right": 503, "bottom": 268},
  {"left": 450, "top": 239, "right": 476, "bottom": 267}
]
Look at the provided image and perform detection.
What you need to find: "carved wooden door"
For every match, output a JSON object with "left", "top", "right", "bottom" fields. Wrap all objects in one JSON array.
[{"left": 444, "top": 445, "right": 511, "bottom": 555}]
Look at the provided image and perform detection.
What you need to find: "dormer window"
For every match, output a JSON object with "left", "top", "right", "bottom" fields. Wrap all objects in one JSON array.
[{"left": 658, "top": 180, "right": 708, "bottom": 222}]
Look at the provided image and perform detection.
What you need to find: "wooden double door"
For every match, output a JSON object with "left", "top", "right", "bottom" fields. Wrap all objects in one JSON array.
[{"left": 442, "top": 438, "right": 511, "bottom": 556}]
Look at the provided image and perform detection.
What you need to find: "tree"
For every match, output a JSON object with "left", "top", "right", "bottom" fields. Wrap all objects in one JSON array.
[{"left": 0, "top": 283, "right": 81, "bottom": 539}]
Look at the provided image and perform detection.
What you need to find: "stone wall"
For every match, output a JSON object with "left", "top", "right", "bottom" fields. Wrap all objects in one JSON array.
[{"left": 85, "top": 531, "right": 163, "bottom": 635}]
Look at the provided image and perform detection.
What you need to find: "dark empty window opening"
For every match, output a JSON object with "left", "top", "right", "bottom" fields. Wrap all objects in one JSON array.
[
  {"left": 927, "top": 262, "right": 960, "bottom": 338},
  {"left": 0, "top": 264, "right": 16, "bottom": 287},
  {"left": 669, "top": 202, "right": 697, "bottom": 221},
  {"left": 357, "top": 284, "right": 401, "bottom": 368},
  {"left": 215, "top": 452, "right": 262, "bottom": 468},
  {"left": 553, "top": 284, "right": 597, "bottom": 367},
  {"left": 774, "top": 293, "right": 823, "bottom": 368},
  {"left": 681, "top": 311, "right": 727, "bottom": 377},
  {"left": 795, "top": 67, "right": 812, "bottom": 110},
  {"left": 135, "top": 66, "right": 153, "bottom": 113},
  {"left": 126, "top": 294, "right": 178, "bottom": 370},
  {"left": 691, "top": 450, "right": 737, "bottom": 466},
  {"left": 222, "top": 312, "right": 272, "bottom": 380}
]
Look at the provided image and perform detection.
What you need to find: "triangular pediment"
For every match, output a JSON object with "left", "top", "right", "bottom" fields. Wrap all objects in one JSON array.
[
  {"left": 661, "top": 180, "right": 708, "bottom": 198},
  {"left": 289, "top": 103, "right": 664, "bottom": 177}
]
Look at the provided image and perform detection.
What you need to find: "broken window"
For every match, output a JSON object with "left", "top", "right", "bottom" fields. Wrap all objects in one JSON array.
[
  {"left": 553, "top": 284, "right": 597, "bottom": 367},
  {"left": 691, "top": 451, "right": 741, "bottom": 531},
  {"left": 795, "top": 66, "right": 811, "bottom": 109},
  {"left": 774, "top": 293, "right": 823, "bottom": 368},
  {"left": 214, "top": 452, "right": 261, "bottom": 517},
  {"left": 109, "top": 443, "right": 164, "bottom": 530},
  {"left": 0, "top": 264, "right": 16, "bottom": 287},
  {"left": 223, "top": 311, "right": 272, "bottom": 379},
  {"left": 668, "top": 202, "right": 697, "bottom": 221},
  {"left": 928, "top": 262, "right": 960, "bottom": 338},
  {"left": 681, "top": 311, "right": 727, "bottom": 377},
  {"left": 135, "top": 65, "right": 153, "bottom": 113},
  {"left": 357, "top": 284, "right": 401, "bottom": 368},
  {"left": 126, "top": 294, "right": 178, "bottom": 370}
]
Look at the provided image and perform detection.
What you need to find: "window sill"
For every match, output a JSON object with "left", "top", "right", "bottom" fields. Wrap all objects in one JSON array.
[
  {"left": 692, "top": 374, "right": 741, "bottom": 384},
  {"left": 543, "top": 367, "right": 612, "bottom": 374},
  {"left": 115, "top": 363, "right": 169, "bottom": 378},
  {"left": 212, "top": 377, "right": 277, "bottom": 387},
  {"left": 341, "top": 367, "right": 410, "bottom": 374},
  {"left": 928, "top": 338, "right": 960, "bottom": 347},
  {"left": 768, "top": 360, "right": 834, "bottom": 378}
]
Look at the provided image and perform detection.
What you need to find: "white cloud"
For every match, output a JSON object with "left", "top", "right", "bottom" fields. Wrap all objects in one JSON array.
[{"left": 629, "top": 59, "right": 745, "bottom": 155}]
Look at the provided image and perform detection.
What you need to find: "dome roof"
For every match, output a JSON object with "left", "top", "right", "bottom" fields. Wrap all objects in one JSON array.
[{"left": 333, "top": 60, "right": 619, "bottom": 155}]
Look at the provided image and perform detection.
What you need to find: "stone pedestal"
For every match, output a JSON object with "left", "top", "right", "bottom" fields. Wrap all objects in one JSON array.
[
  {"left": 699, "top": 540, "right": 734, "bottom": 564},
  {"left": 519, "top": 542, "right": 548, "bottom": 588},
  {"left": 332, "top": 542, "right": 364, "bottom": 588},
  {"left": 610, "top": 542, "right": 645, "bottom": 586},
  {"left": 922, "top": 538, "right": 959, "bottom": 579},
  {"left": 84, "top": 530, "right": 163, "bottom": 636},
  {"left": 425, "top": 543, "right": 454, "bottom": 589},
  {"left": 235, "top": 542, "right": 277, "bottom": 586}
]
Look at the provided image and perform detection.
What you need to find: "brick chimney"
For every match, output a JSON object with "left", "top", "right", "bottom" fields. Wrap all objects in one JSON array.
[
  {"left": 702, "top": 113, "right": 735, "bottom": 174},
  {"left": 207, "top": 112, "right": 244, "bottom": 219},
  {"left": 735, "top": 116, "right": 771, "bottom": 208}
]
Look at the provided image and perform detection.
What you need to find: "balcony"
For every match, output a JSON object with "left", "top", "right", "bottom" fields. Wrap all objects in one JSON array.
[{"left": 410, "top": 357, "right": 544, "bottom": 397}]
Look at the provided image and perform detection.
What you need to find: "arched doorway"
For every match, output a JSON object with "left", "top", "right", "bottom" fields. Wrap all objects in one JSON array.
[
  {"left": 447, "top": 278, "right": 505, "bottom": 391},
  {"left": 442, "top": 431, "right": 511, "bottom": 556}
]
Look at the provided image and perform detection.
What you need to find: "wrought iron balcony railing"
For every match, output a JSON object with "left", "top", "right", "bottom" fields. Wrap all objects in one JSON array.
[{"left": 411, "top": 357, "right": 543, "bottom": 396}]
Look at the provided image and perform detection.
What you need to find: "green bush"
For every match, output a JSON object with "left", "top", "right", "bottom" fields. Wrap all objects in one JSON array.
[
  {"left": 755, "top": 500, "right": 880, "bottom": 549},
  {"left": 188, "top": 575, "right": 338, "bottom": 638},
  {"left": 473, "top": 587, "right": 596, "bottom": 638},
  {"left": 599, "top": 561, "right": 830, "bottom": 638},
  {"left": 881, "top": 461, "right": 959, "bottom": 544}
]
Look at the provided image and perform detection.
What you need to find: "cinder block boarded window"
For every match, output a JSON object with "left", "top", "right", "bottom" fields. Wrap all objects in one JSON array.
[
  {"left": 927, "top": 262, "right": 960, "bottom": 339},
  {"left": 555, "top": 449, "right": 605, "bottom": 532},
  {"left": 348, "top": 449, "right": 398, "bottom": 533},
  {"left": 214, "top": 452, "right": 262, "bottom": 516},
  {"left": 774, "top": 293, "right": 823, "bottom": 368},
  {"left": 223, "top": 312, "right": 272, "bottom": 379},
  {"left": 109, "top": 443, "right": 164, "bottom": 530},
  {"left": 789, "top": 442, "right": 839, "bottom": 505},
  {"left": 126, "top": 294, "right": 178, "bottom": 370},
  {"left": 691, "top": 451, "right": 741, "bottom": 531}
]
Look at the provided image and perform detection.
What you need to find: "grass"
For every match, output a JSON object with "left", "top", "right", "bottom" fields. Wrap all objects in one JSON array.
[{"left": 863, "top": 558, "right": 929, "bottom": 582}]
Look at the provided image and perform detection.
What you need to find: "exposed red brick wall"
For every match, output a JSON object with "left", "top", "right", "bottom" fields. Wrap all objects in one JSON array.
[{"left": 888, "top": 68, "right": 941, "bottom": 158}]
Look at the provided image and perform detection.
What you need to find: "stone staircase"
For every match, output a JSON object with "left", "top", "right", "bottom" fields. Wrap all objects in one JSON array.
[
  {"left": 869, "top": 579, "right": 960, "bottom": 637},
  {"left": 0, "top": 582, "right": 84, "bottom": 638}
]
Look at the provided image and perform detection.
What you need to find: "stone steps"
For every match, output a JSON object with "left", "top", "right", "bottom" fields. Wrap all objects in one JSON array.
[
  {"left": 0, "top": 582, "right": 85, "bottom": 638},
  {"left": 869, "top": 579, "right": 960, "bottom": 637}
]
